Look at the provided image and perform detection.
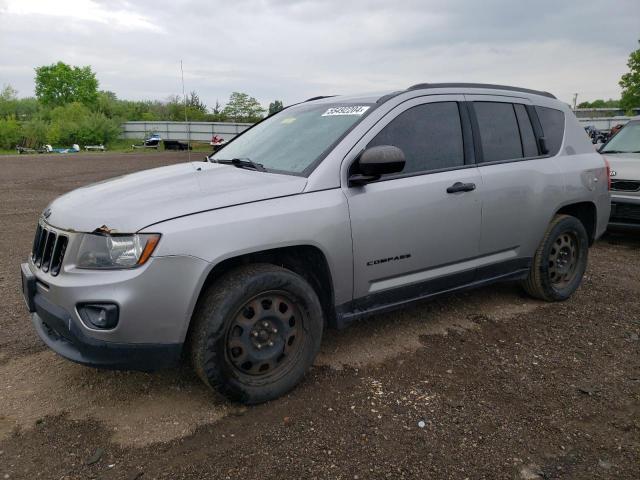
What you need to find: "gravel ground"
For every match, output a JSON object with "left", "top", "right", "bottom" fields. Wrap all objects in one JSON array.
[{"left": 0, "top": 152, "right": 638, "bottom": 479}]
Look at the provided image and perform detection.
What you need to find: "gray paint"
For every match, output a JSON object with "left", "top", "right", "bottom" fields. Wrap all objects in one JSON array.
[{"left": 26, "top": 85, "right": 610, "bottom": 350}]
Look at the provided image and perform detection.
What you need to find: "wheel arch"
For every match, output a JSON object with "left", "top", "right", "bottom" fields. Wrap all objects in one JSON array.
[
  {"left": 185, "top": 245, "right": 337, "bottom": 345},
  {"left": 555, "top": 201, "right": 598, "bottom": 245}
]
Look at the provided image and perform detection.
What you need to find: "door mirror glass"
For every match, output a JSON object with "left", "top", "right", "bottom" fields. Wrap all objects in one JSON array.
[{"left": 349, "top": 145, "right": 405, "bottom": 186}]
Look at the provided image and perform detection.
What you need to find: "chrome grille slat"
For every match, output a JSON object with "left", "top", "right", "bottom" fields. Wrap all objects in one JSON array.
[
  {"left": 50, "top": 236, "right": 68, "bottom": 276},
  {"left": 34, "top": 226, "right": 48, "bottom": 266},
  {"left": 611, "top": 180, "right": 640, "bottom": 192},
  {"left": 31, "top": 224, "right": 43, "bottom": 260},
  {"left": 31, "top": 223, "right": 69, "bottom": 275},
  {"left": 41, "top": 231, "right": 56, "bottom": 272}
]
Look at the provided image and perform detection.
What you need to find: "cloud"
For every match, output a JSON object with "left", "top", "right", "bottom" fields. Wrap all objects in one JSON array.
[
  {"left": 3, "top": 0, "right": 162, "bottom": 32},
  {"left": 0, "top": 0, "right": 638, "bottom": 107}
]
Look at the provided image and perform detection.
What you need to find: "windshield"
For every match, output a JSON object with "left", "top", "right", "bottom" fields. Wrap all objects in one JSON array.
[
  {"left": 601, "top": 121, "right": 640, "bottom": 154},
  {"left": 210, "top": 103, "right": 374, "bottom": 175}
]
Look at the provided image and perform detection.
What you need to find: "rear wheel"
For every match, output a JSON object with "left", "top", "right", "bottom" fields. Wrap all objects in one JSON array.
[
  {"left": 190, "top": 264, "right": 323, "bottom": 404},
  {"left": 522, "top": 214, "right": 589, "bottom": 301}
]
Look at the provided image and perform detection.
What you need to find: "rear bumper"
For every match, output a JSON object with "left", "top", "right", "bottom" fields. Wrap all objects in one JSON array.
[{"left": 31, "top": 292, "right": 182, "bottom": 371}]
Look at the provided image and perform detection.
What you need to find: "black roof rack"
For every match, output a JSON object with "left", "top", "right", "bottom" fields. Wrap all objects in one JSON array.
[
  {"left": 376, "top": 91, "right": 404, "bottom": 104},
  {"left": 304, "top": 95, "right": 337, "bottom": 102},
  {"left": 407, "top": 83, "right": 556, "bottom": 99}
]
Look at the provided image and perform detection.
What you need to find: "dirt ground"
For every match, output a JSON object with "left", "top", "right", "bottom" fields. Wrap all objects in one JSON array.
[{"left": 0, "top": 152, "right": 638, "bottom": 479}]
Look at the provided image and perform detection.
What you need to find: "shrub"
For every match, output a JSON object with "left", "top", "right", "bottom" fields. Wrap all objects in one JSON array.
[
  {"left": 45, "top": 103, "right": 120, "bottom": 145},
  {"left": 22, "top": 119, "right": 49, "bottom": 145},
  {"left": 0, "top": 117, "right": 23, "bottom": 149},
  {"left": 77, "top": 113, "right": 122, "bottom": 145}
]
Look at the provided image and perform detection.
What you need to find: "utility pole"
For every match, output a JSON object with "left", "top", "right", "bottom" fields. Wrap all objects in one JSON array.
[{"left": 572, "top": 93, "right": 578, "bottom": 111}]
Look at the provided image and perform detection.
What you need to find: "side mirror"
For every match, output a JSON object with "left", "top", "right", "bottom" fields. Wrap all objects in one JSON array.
[{"left": 349, "top": 145, "right": 405, "bottom": 186}]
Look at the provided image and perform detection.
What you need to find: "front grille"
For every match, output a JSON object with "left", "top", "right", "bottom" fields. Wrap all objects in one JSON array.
[
  {"left": 611, "top": 179, "right": 640, "bottom": 192},
  {"left": 611, "top": 203, "right": 640, "bottom": 224},
  {"left": 31, "top": 223, "right": 68, "bottom": 276}
]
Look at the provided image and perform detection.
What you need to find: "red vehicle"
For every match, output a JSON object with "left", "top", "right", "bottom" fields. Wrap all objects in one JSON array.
[{"left": 210, "top": 134, "right": 226, "bottom": 152}]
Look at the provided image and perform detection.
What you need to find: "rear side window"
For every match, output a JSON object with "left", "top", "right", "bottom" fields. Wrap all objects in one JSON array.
[
  {"left": 514, "top": 104, "right": 539, "bottom": 157},
  {"left": 368, "top": 102, "right": 464, "bottom": 174},
  {"left": 535, "top": 106, "right": 565, "bottom": 156},
  {"left": 474, "top": 102, "right": 523, "bottom": 162}
]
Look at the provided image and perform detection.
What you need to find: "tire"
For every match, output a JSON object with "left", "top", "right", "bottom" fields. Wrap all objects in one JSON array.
[
  {"left": 522, "top": 214, "right": 589, "bottom": 302},
  {"left": 190, "top": 263, "right": 323, "bottom": 404}
]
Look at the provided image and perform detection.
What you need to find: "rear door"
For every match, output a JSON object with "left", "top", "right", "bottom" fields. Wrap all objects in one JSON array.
[
  {"left": 465, "top": 95, "right": 565, "bottom": 270},
  {"left": 343, "top": 96, "right": 483, "bottom": 304}
]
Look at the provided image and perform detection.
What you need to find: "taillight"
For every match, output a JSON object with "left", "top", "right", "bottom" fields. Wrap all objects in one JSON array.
[{"left": 603, "top": 156, "right": 611, "bottom": 190}]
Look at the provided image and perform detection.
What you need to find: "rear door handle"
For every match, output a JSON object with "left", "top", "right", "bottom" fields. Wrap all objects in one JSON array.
[{"left": 446, "top": 182, "right": 476, "bottom": 194}]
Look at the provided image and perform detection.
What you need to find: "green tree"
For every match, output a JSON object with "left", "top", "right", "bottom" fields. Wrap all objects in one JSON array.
[
  {"left": 222, "top": 92, "right": 265, "bottom": 123},
  {"left": 268, "top": 100, "right": 284, "bottom": 115},
  {"left": 186, "top": 91, "right": 207, "bottom": 114},
  {"left": 47, "top": 102, "right": 91, "bottom": 144},
  {"left": 620, "top": 40, "right": 640, "bottom": 111},
  {"left": 212, "top": 99, "right": 222, "bottom": 115},
  {"left": 76, "top": 113, "right": 122, "bottom": 145},
  {"left": 0, "top": 84, "right": 19, "bottom": 119},
  {"left": 0, "top": 84, "right": 18, "bottom": 101},
  {"left": 95, "top": 90, "right": 119, "bottom": 117},
  {"left": 577, "top": 99, "right": 620, "bottom": 109},
  {"left": 22, "top": 119, "right": 49, "bottom": 145},
  {"left": 34, "top": 61, "right": 99, "bottom": 107},
  {"left": 0, "top": 116, "right": 22, "bottom": 149}
]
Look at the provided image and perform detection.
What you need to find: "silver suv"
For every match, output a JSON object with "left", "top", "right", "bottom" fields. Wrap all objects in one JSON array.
[
  {"left": 21, "top": 83, "right": 611, "bottom": 403},
  {"left": 599, "top": 117, "right": 640, "bottom": 228}
]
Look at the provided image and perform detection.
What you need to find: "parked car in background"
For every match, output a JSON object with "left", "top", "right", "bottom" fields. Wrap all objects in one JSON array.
[
  {"left": 585, "top": 125, "right": 609, "bottom": 144},
  {"left": 609, "top": 123, "right": 625, "bottom": 138},
  {"left": 132, "top": 133, "right": 161, "bottom": 149},
  {"left": 21, "top": 83, "right": 610, "bottom": 404},
  {"left": 210, "top": 134, "right": 226, "bottom": 152},
  {"left": 599, "top": 117, "right": 640, "bottom": 228}
]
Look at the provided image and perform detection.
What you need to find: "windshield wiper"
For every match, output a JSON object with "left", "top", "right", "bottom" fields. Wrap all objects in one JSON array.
[{"left": 213, "top": 158, "right": 266, "bottom": 172}]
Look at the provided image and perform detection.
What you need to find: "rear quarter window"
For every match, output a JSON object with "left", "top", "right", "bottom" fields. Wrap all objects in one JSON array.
[{"left": 535, "top": 106, "right": 565, "bottom": 156}]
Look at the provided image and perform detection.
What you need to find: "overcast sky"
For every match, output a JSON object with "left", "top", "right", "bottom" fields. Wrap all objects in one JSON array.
[{"left": 1, "top": 0, "right": 638, "bottom": 108}]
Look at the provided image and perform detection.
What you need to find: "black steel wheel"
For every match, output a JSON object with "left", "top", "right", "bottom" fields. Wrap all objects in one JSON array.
[
  {"left": 547, "top": 231, "right": 580, "bottom": 289},
  {"left": 190, "top": 264, "right": 323, "bottom": 404},
  {"left": 522, "top": 214, "right": 589, "bottom": 302},
  {"left": 225, "top": 291, "right": 305, "bottom": 378}
]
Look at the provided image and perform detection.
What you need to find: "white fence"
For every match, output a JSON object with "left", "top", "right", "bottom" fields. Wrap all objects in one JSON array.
[
  {"left": 121, "top": 115, "right": 637, "bottom": 143},
  {"left": 576, "top": 116, "right": 634, "bottom": 131},
  {"left": 121, "top": 121, "right": 253, "bottom": 142}
]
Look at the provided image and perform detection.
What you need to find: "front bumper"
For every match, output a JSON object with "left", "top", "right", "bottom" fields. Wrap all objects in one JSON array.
[
  {"left": 31, "top": 294, "right": 182, "bottom": 370},
  {"left": 21, "top": 252, "right": 211, "bottom": 370},
  {"left": 609, "top": 194, "right": 640, "bottom": 229}
]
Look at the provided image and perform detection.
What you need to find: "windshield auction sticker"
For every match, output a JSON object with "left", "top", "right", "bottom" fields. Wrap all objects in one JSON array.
[{"left": 322, "top": 106, "right": 370, "bottom": 116}]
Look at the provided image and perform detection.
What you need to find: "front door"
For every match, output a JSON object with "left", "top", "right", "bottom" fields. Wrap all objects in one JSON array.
[{"left": 343, "top": 97, "right": 483, "bottom": 304}]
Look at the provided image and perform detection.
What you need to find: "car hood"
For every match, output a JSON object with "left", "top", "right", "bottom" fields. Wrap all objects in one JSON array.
[
  {"left": 46, "top": 162, "right": 308, "bottom": 232},
  {"left": 604, "top": 152, "right": 640, "bottom": 180}
]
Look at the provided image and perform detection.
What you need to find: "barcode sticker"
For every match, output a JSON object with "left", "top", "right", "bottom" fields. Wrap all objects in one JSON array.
[{"left": 322, "top": 106, "right": 370, "bottom": 116}]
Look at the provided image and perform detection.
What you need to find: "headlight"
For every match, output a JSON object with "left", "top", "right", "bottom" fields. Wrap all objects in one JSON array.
[{"left": 76, "top": 233, "right": 161, "bottom": 269}]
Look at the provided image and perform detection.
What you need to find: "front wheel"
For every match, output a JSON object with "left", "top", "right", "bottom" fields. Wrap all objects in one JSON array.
[
  {"left": 522, "top": 214, "right": 589, "bottom": 302},
  {"left": 190, "top": 264, "right": 323, "bottom": 404}
]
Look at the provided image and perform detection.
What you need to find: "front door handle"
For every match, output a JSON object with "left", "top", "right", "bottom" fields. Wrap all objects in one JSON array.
[{"left": 446, "top": 182, "right": 476, "bottom": 194}]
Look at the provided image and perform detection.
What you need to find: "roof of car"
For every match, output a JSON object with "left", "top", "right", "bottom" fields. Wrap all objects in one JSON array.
[{"left": 304, "top": 83, "right": 557, "bottom": 106}]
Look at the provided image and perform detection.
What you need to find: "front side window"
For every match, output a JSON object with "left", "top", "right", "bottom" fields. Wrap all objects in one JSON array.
[
  {"left": 474, "top": 102, "right": 523, "bottom": 162},
  {"left": 367, "top": 102, "right": 464, "bottom": 175},
  {"left": 600, "top": 121, "right": 640, "bottom": 154},
  {"left": 210, "top": 103, "right": 373, "bottom": 175}
]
